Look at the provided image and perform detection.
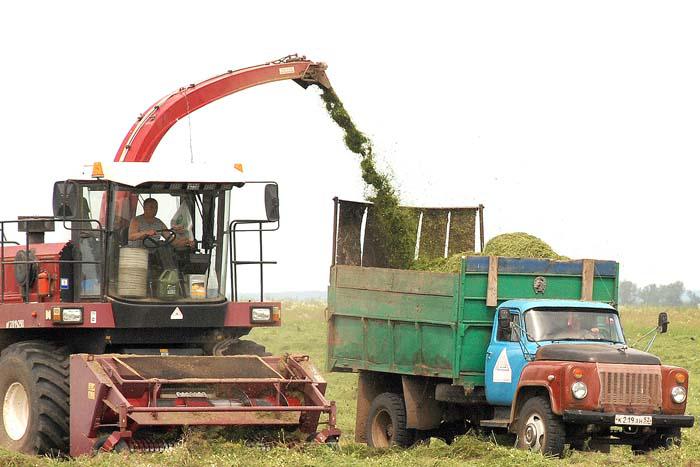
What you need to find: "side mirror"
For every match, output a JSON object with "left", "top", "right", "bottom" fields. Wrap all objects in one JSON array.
[
  {"left": 52, "top": 181, "right": 79, "bottom": 219},
  {"left": 658, "top": 312, "right": 669, "bottom": 334},
  {"left": 264, "top": 183, "right": 279, "bottom": 222}
]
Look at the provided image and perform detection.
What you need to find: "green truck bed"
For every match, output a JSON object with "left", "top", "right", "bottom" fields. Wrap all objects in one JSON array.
[{"left": 327, "top": 256, "right": 619, "bottom": 388}]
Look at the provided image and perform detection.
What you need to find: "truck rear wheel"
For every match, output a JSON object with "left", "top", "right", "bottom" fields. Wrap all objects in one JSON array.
[
  {"left": 366, "top": 392, "right": 411, "bottom": 448},
  {"left": 515, "top": 396, "right": 565, "bottom": 457},
  {"left": 0, "top": 341, "right": 70, "bottom": 455}
]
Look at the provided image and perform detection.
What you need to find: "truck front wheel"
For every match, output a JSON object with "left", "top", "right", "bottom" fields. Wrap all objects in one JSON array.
[
  {"left": 366, "top": 392, "right": 411, "bottom": 448},
  {"left": 515, "top": 396, "right": 565, "bottom": 457}
]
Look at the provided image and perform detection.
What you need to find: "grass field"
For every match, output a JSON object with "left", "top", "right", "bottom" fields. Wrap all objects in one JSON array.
[{"left": 1, "top": 302, "right": 698, "bottom": 466}]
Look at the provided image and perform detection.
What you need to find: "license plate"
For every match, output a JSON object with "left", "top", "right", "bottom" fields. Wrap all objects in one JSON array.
[{"left": 614, "top": 414, "right": 652, "bottom": 426}]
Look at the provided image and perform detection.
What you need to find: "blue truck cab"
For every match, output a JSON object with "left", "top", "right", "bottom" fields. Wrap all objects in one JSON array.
[{"left": 485, "top": 299, "right": 623, "bottom": 406}]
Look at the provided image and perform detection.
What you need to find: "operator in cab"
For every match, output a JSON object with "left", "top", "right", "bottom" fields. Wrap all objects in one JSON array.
[{"left": 128, "top": 198, "right": 194, "bottom": 249}]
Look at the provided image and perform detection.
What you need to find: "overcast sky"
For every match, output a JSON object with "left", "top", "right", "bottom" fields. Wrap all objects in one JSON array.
[{"left": 1, "top": 1, "right": 699, "bottom": 293}]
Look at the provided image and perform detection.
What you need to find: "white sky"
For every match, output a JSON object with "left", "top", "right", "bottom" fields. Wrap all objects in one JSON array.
[{"left": 1, "top": 1, "right": 699, "bottom": 293}]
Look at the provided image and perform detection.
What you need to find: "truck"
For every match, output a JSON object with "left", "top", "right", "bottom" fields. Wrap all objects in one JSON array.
[
  {"left": 327, "top": 255, "right": 694, "bottom": 456},
  {"left": 0, "top": 55, "right": 340, "bottom": 456}
]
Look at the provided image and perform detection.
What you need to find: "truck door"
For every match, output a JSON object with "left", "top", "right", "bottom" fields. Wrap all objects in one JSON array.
[{"left": 484, "top": 308, "right": 528, "bottom": 406}]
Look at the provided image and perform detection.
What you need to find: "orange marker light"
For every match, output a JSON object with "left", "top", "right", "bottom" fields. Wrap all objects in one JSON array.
[
  {"left": 92, "top": 162, "right": 104, "bottom": 179},
  {"left": 675, "top": 373, "right": 687, "bottom": 384},
  {"left": 233, "top": 163, "right": 244, "bottom": 173},
  {"left": 572, "top": 368, "right": 584, "bottom": 379}
]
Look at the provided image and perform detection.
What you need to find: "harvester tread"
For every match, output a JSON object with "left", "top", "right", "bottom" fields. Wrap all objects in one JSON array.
[{"left": 0, "top": 341, "right": 70, "bottom": 455}]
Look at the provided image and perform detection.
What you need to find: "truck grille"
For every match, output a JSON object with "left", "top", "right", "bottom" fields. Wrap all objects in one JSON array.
[{"left": 597, "top": 363, "right": 662, "bottom": 413}]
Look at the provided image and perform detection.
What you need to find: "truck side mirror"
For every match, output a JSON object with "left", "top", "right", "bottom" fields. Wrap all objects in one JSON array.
[
  {"left": 53, "top": 181, "right": 79, "bottom": 219},
  {"left": 658, "top": 312, "right": 669, "bottom": 334},
  {"left": 264, "top": 184, "right": 279, "bottom": 222}
]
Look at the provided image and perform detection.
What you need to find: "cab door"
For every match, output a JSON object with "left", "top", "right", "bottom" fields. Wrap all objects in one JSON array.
[{"left": 485, "top": 308, "right": 528, "bottom": 406}]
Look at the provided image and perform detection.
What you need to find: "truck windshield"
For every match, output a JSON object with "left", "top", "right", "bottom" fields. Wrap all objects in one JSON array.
[{"left": 524, "top": 308, "right": 624, "bottom": 343}]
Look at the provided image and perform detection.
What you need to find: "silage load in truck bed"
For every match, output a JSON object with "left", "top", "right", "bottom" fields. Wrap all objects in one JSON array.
[
  {"left": 411, "top": 252, "right": 478, "bottom": 273},
  {"left": 410, "top": 232, "right": 565, "bottom": 273},
  {"left": 483, "top": 232, "right": 565, "bottom": 259}
]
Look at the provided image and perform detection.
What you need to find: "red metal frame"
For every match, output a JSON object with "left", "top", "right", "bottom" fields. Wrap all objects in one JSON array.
[
  {"left": 511, "top": 361, "right": 690, "bottom": 422},
  {"left": 0, "top": 300, "right": 281, "bottom": 330},
  {"left": 70, "top": 353, "right": 339, "bottom": 456},
  {"left": 114, "top": 55, "right": 330, "bottom": 163},
  {"left": 1, "top": 243, "right": 64, "bottom": 304}
]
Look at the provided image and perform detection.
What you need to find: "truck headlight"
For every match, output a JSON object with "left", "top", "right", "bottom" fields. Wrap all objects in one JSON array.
[
  {"left": 571, "top": 381, "right": 588, "bottom": 400},
  {"left": 671, "top": 386, "right": 687, "bottom": 404},
  {"left": 251, "top": 307, "right": 272, "bottom": 322}
]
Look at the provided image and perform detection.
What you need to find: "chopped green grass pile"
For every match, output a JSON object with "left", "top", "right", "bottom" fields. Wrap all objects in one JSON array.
[
  {"left": 410, "top": 233, "right": 566, "bottom": 273},
  {"left": 483, "top": 232, "right": 565, "bottom": 260},
  {"left": 411, "top": 252, "right": 477, "bottom": 273},
  {"left": 319, "top": 87, "right": 414, "bottom": 269}
]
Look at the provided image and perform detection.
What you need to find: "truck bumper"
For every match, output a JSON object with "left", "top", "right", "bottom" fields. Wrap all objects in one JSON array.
[{"left": 563, "top": 410, "right": 695, "bottom": 428}]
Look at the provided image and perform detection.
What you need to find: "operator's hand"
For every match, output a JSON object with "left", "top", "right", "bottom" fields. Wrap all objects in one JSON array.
[{"left": 143, "top": 229, "right": 157, "bottom": 238}]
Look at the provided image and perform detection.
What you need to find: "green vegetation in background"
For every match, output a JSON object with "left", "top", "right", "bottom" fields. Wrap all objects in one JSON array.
[
  {"left": 620, "top": 280, "right": 700, "bottom": 306},
  {"left": 319, "top": 87, "right": 415, "bottom": 269}
]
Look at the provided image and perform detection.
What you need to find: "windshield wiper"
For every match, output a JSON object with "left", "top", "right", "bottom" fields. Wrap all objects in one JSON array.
[{"left": 509, "top": 321, "right": 539, "bottom": 361}]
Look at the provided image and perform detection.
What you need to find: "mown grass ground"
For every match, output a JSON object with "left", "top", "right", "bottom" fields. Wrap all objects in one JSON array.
[{"left": 1, "top": 303, "right": 699, "bottom": 466}]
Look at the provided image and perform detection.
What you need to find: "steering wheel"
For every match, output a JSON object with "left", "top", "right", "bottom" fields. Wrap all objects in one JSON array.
[
  {"left": 143, "top": 229, "right": 176, "bottom": 249},
  {"left": 584, "top": 327, "right": 610, "bottom": 340}
]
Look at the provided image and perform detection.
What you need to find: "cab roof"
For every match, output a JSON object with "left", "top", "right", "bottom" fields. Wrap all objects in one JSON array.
[
  {"left": 499, "top": 299, "right": 617, "bottom": 312},
  {"left": 71, "top": 161, "right": 247, "bottom": 188}
]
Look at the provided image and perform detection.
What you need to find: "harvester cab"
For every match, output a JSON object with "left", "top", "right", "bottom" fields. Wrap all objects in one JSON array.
[{"left": 51, "top": 163, "right": 279, "bottom": 307}]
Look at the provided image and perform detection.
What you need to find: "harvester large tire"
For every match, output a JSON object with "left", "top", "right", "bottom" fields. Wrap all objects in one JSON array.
[{"left": 0, "top": 341, "right": 70, "bottom": 455}]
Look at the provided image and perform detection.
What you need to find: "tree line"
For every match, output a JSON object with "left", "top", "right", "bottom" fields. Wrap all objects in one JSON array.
[{"left": 619, "top": 281, "right": 700, "bottom": 306}]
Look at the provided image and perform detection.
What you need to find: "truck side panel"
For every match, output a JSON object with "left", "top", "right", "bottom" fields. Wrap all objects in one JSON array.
[
  {"left": 328, "top": 257, "right": 619, "bottom": 387},
  {"left": 327, "top": 266, "right": 458, "bottom": 378}
]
